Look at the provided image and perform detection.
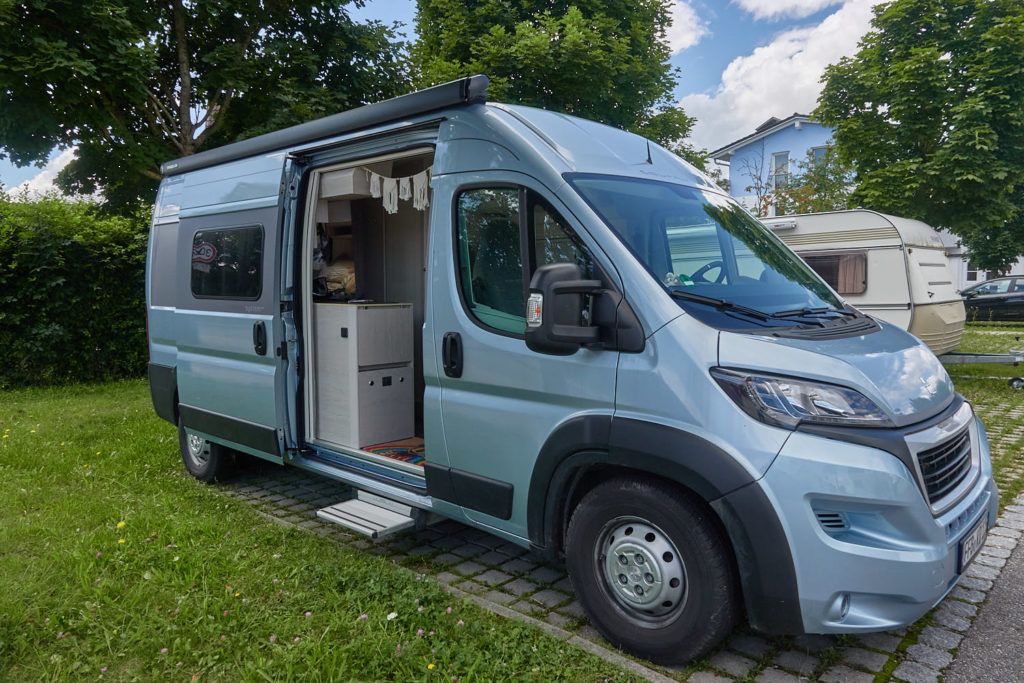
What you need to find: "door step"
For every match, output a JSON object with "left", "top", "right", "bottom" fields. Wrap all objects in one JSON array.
[{"left": 316, "top": 490, "right": 417, "bottom": 539}]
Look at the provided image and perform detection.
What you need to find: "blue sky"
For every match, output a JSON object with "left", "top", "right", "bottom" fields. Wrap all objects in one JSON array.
[{"left": 2, "top": 0, "right": 876, "bottom": 193}]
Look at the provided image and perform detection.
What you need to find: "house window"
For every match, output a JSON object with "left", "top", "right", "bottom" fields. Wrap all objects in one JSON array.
[
  {"left": 802, "top": 252, "right": 867, "bottom": 295},
  {"left": 811, "top": 146, "right": 827, "bottom": 165},
  {"left": 191, "top": 225, "right": 264, "bottom": 299},
  {"left": 771, "top": 151, "right": 790, "bottom": 188},
  {"left": 965, "top": 260, "right": 978, "bottom": 282}
]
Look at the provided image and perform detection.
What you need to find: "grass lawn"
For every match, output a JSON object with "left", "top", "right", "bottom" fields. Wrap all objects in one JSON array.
[{"left": 0, "top": 381, "right": 635, "bottom": 682}]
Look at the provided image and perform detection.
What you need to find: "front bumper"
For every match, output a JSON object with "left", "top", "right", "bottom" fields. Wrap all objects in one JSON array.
[{"left": 760, "top": 407, "right": 998, "bottom": 633}]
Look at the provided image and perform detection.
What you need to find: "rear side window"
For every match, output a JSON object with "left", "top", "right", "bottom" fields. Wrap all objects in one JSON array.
[
  {"left": 191, "top": 225, "right": 264, "bottom": 299},
  {"left": 802, "top": 252, "right": 867, "bottom": 295}
]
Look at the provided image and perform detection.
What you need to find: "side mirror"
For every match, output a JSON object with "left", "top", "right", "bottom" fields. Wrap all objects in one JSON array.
[
  {"left": 963, "top": 290, "right": 979, "bottom": 299},
  {"left": 525, "top": 263, "right": 602, "bottom": 355}
]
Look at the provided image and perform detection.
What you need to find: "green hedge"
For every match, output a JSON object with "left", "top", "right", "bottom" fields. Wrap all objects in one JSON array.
[{"left": 0, "top": 196, "right": 149, "bottom": 387}]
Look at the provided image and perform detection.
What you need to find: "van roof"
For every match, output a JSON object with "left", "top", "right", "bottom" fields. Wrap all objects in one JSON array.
[{"left": 160, "top": 76, "right": 490, "bottom": 177}]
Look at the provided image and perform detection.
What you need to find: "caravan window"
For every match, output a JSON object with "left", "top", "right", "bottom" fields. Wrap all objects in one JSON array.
[
  {"left": 190, "top": 225, "right": 264, "bottom": 299},
  {"left": 801, "top": 252, "right": 867, "bottom": 295}
]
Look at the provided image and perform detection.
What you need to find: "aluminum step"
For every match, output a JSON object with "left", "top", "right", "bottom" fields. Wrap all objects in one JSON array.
[{"left": 316, "top": 491, "right": 416, "bottom": 539}]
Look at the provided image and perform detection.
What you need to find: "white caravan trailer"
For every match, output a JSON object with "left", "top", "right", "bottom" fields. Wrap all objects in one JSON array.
[{"left": 762, "top": 210, "right": 965, "bottom": 355}]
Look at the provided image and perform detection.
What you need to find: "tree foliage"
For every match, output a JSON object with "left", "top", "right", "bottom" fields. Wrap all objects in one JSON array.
[
  {"left": 411, "top": 0, "right": 701, "bottom": 163},
  {"left": 0, "top": 0, "right": 407, "bottom": 209},
  {"left": 817, "top": 0, "right": 1024, "bottom": 271},
  {"left": 773, "top": 145, "right": 854, "bottom": 216}
]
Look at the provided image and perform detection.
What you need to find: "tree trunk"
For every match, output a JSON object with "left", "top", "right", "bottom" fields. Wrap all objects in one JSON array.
[{"left": 172, "top": 0, "right": 194, "bottom": 155}]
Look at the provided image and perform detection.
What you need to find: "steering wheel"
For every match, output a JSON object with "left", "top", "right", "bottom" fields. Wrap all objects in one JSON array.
[{"left": 692, "top": 260, "right": 726, "bottom": 284}]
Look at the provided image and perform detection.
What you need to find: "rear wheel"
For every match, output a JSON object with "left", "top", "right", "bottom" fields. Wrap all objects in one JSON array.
[
  {"left": 177, "top": 417, "right": 234, "bottom": 482},
  {"left": 565, "top": 477, "right": 740, "bottom": 665}
]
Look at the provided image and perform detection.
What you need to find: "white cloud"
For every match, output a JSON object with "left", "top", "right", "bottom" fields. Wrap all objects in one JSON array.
[
  {"left": 733, "top": 0, "right": 845, "bottom": 20},
  {"left": 667, "top": 1, "right": 710, "bottom": 53},
  {"left": 681, "top": 0, "right": 875, "bottom": 152},
  {"left": 6, "top": 147, "right": 77, "bottom": 197}
]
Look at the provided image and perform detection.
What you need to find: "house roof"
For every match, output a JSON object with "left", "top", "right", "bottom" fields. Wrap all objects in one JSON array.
[{"left": 709, "top": 113, "right": 811, "bottom": 162}]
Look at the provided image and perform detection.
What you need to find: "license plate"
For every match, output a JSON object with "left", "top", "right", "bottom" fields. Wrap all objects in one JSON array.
[{"left": 958, "top": 518, "right": 987, "bottom": 574}]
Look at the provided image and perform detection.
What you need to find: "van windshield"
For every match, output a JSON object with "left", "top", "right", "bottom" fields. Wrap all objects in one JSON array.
[{"left": 568, "top": 174, "right": 845, "bottom": 330}]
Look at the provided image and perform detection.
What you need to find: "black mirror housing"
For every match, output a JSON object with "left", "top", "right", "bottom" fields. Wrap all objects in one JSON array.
[{"left": 525, "top": 263, "right": 601, "bottom": 355}]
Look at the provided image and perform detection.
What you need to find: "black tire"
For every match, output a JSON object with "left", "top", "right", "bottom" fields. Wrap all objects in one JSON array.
[
  {"left": 177, "top": 417, "right": 234, "bottom": 483},
  {"left": 565, "top": 477, "right": 740, "bottom": 665}
]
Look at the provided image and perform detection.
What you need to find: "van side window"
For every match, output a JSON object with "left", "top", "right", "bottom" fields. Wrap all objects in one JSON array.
[
  {"left": 456, "top": 188, "right": 525, "bottom": 334},
  {"left": 802, "top": 252, "right": 867, "bottom": 295},
  {"left": 191, "top": 225, "right": 264, "bottom": 299}
]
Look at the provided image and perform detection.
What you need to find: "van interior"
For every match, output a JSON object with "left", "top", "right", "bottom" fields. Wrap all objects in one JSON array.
[{"left": 300, "top": 149, "right": 435, "bottom": 476}]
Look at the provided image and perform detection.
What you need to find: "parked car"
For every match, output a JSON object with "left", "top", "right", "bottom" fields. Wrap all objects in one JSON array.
[
  {"left": 961, "top": 277, "right": 1024, "bottom": 321},
  {"left": 147, "top": 75, "right": 997, "bottom": 665}
]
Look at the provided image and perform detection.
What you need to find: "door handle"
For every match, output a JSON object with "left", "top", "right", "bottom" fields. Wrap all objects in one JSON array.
[
  {"left": 253, "top": 321, "right": 267, "bottom": 356},
  {"left": 442, "top": 331, "right": 463, "bottom": 378}
]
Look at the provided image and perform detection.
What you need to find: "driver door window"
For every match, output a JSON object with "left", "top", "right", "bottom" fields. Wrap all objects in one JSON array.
[{"left": 455, "top": 187, "right": 594, "bottom": 336}]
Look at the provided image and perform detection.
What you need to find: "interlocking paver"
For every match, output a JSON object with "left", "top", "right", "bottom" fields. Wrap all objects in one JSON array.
[
  {"left": 475, "top": 569, "right": 512, "bottom": 586},
  {"left": 941, "top": 599, "right": 978, "bottom": 618},
  {"left": 956, "top": 575, "right": 993, "bottom": 591},
  {"left": 710, "top": 651, "right": 757, "bottom": 677},
  {"left": 503, "top": 578, "right": 538, "bottom": 596},
  {"left": 755, "top": 667, "right": 802, "bottom": 683},
  {"left": 530, "top": 589, "right": 569, "bottom": 607},
  {"left": 949, "top": 586, "right": 985, "bottom": 603},
  {"left": 453, "top": 560, "right": 485, "bottom": 576},
  {"left": 500, "top": 558, "right": 536, "bottom": 574},
  {"left": 917, "top": 625, "right": 963, "bottom": 650},
  {"left": 688, "top": 673, "right": 733, "bottom": 683},
  {"left": 558, "top": 600, "right": 586, "bottom": 618},
  {"left": 932, "top": 609, "right": 971, "bottom": 632},
  {"left": 856, "top": 631, "right": 902, "bottom": 651},
  {"left": 451, "top": 542, "right": 485, "bottom": 558},
  {"left": 819, "top": 665, "right": 875, "bottom": 683},
  {"left": 892, "top": 660, "right": 940, "bottom": 683},
  {"left": 792, "top": 634, "right": 835, "bottom": 653},
  {"left": 528, "top": 566, "right": 564, "bottom": 583},
  {"left": 482, "top": 590, "right": 515, "bottom": 605},
  {"left": 906, "top": 643, "right": 953, "bottom": 670},
  {"left": 773, "top": 649, "right": 818, "bottom": 676},
  {"left": 841, "top": 647, "right": 888, "bottom": 672},
  {"left": 476, "top": 550, "right": 509, "bottom": 565}
]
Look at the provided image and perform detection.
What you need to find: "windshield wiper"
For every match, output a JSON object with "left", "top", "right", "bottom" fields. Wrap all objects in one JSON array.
[
  {"left": 668, "top": 289, "right": 776, "bottom": 322},
  {"left": 774, "top": 306, "right": 859, "bottom": 319}
]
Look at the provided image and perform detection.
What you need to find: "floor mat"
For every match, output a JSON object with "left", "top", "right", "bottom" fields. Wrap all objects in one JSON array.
[{"left": 365, "top": 437, "right": 425, "bottom": 466}]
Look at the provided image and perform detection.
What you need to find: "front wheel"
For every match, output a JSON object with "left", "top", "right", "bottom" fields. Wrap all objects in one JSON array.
[
  {"left": 177, "top": 417, "right": 234, "bottom": 482},
  {"left": 565, "top": 477, "right": 740, "bottom": 665}
]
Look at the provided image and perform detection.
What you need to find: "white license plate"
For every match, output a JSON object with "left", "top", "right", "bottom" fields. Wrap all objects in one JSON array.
[{"left": 958, "top": 518, "right": 987, "bottom": 574}]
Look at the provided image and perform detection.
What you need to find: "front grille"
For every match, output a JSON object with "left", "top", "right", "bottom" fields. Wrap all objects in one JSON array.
[{"left": 917, "top": 427, "right": 972, "bottom": 505}]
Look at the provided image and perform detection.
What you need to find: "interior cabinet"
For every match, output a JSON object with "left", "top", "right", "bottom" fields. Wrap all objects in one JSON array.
[{"left": 312, "top": 303, "right": 414, "bottom": 448}]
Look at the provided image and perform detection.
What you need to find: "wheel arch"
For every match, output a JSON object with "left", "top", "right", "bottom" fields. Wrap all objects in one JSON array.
[{"left": 528, "top": 415, "right": 805, "bottom": 635}]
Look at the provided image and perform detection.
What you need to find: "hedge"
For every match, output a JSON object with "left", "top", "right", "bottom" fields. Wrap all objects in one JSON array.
[{"left": 0, "top": 195, "right": 149, "bottom": 387}]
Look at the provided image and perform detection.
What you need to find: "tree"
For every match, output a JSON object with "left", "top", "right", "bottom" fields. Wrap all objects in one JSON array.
[
  {"left": 411, "top": 1, "right": 700, "bottom": 163},
  {"left": 773, "top": 145, "right": 854, "bottom": 216},
  {"left": 817, "top": 0, "right": 1024, "bottom": 271},
  {"left": 0, "top": 0, "right": 407, "bottom": 209}
]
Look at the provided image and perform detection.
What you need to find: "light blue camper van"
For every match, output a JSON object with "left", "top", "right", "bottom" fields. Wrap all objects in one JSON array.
[{"left": 147, "top": 76, "right": 998, "bottom": 664}]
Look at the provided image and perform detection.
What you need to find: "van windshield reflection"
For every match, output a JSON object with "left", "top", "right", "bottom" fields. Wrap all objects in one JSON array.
[{"left": 567, "top": 174, "right": 846, "bottom": 330}]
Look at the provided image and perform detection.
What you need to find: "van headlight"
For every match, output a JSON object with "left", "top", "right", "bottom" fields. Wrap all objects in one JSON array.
[{"left": 710, "top": 368, "right": 894, "bottom": 429}]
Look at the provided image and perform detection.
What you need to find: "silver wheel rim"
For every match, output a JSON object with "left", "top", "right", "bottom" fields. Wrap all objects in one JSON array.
[
  {"left": 596, "top": 516, "right": 687, "bottom": 625},
  {"left": 185, "top": 431, "right": 210, "bottom": 467}
]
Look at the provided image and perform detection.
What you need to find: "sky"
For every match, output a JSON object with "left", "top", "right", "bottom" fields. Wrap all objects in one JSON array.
[{"left": 1, "top": 0, "right": 877, "bottom": 195}]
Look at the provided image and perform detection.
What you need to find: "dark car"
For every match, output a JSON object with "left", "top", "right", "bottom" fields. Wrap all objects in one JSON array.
[{"left": 961, "top": 276, "right": 1024, "bottom": 321}]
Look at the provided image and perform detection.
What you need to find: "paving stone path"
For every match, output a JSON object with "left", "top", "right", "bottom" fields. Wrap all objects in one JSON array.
[{"left": 220, "top": 459, "right": 1024, "bottom": 682}]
